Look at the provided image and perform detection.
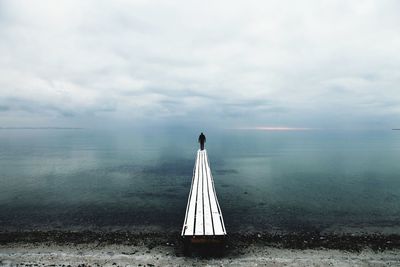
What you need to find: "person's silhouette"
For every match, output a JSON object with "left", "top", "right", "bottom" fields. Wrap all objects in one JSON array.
[{"left": 198, "top": 132, "right": 206, "bottom": 150}]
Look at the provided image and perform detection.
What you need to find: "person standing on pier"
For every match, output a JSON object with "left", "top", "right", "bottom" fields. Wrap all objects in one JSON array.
[{"left": 198, "top": 132, "right": 206, "bottom": 150}]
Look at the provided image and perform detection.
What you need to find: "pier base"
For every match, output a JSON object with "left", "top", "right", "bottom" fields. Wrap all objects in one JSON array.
[{"left": 183, "top": 236, "right": 226, "bottom": 256}]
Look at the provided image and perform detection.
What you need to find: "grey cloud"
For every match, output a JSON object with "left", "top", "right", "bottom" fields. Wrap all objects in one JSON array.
[
  {"left": 0, "top": 105, "right": 10, "bottom": 112},
  {"left": 0, "top": 0, "right": 400, "bottom": 129},
  {"left": 0, "top": 96, "right": 116, "bottom": 118}
]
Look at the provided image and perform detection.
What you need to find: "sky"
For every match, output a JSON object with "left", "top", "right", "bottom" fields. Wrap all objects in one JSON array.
[{"left": 0, "top": 0, "right": 400, "bottom": 130}]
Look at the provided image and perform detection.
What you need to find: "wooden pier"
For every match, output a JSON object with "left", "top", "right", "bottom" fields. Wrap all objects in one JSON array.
[{"left": 181, "top": 149, "right": 226, "bottom": 242}]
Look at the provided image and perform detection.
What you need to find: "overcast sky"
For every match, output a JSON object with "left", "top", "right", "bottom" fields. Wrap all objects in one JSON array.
[{"left": 0, "top": 0, "right": 399, "bottom": 129}]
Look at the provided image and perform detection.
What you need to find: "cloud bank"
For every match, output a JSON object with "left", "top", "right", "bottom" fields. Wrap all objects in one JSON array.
[{"left": 0, "top": 0, "right": 400, "bottom": 129}]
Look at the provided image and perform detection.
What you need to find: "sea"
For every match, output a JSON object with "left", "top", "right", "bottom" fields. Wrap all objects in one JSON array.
[{"left": 1, "top": 128, "right": 400, "bottom": 234}]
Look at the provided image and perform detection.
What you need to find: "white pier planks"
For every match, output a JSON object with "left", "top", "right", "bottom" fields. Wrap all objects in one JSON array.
[{"left": 182, "top": 149, "right": 226, "bottom": 237}]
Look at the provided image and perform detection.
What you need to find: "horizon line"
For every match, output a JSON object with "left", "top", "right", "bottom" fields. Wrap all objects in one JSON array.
[
  {"left": 0, "top": 127, "right": 84, "bottom": 130},
  {"left": 234, "top": 126, "right": 316, "bottom": 131}
]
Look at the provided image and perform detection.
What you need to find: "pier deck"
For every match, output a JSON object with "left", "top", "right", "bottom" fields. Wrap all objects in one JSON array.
[{"left": 181, "top": 149, "right": 226, "bottom": 238}]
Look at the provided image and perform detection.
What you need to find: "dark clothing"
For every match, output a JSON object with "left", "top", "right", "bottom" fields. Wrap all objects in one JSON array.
[{"left": 198, "top": 133, "right": 206, "bottom": 150}]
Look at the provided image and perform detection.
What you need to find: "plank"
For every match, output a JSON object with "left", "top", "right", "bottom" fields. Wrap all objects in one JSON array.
[
  {"left": 194, "top": 151, "right": 204, "bottom": 235},
  {"left": 202, "top": 151, "right": 213, "bottom": 235}
]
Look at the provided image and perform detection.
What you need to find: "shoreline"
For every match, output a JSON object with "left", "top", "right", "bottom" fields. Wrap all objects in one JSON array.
[{"left": 1, "top": 230, "right": 399, "bottom": 251}]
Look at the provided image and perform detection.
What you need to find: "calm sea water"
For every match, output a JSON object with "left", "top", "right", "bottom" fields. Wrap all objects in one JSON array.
[{"left": 1, "top": 128, "right": 400, "bottom": 233}]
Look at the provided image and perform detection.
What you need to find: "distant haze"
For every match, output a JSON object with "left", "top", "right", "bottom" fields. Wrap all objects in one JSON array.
[{"left": 0, "top": 0, "right": 399, "bottom": 129}]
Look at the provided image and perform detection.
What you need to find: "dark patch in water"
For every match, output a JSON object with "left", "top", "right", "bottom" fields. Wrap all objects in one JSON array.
[
  {"left": 140, "top": 192, "right": 182, "bottom": 198},
  {"left": 122, "top": 191, "right": 182, "bottom": 198},
  {"left": 214, "top": 169, "right": 238, "bottom": 175},
  {"left": 106, "top": 164, "right": 142, "bottom": 173},
  {"left": 384, "top": 194, "right": 399, "bottom": 202},
  {"left": 142, "top": 160, "right": 193, "bottom": 176},
  {"left": 99, "top": 160, "right": 193, "bottom": 176},
  {"left": 0, "top": 205, "right": 186, "bottom": 231}
]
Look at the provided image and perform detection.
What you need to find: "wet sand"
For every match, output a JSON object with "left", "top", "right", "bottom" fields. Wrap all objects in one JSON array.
[{"left": 1, "top": 231, "right": 400, "bottom": 266}]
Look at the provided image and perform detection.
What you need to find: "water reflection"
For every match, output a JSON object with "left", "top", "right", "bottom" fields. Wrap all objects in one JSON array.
[{"left": 0, "top": 129, "right": 400, "bottom": 233}]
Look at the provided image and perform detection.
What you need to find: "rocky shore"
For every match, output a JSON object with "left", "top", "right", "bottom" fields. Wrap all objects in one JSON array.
[
  {"left": 1, "top": 231, "right": 400, "bottom": 251},
  {"left": 1, "top": 231, "right": 400, "bottom": 266}
]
